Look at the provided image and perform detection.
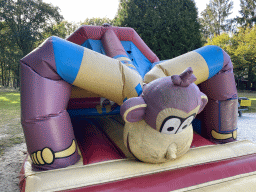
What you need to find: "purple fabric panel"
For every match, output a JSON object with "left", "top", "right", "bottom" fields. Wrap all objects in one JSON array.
[
  {"left": 21, "top": 63, "right": 71, "bottom": 120},
  {"left": 21, "top": 63, "right": 80, "bottom": 170},
  {"left": 20, "top": 37, "right": 60, "bottom": 80},
  {"left": 198, "top": 50, "right": 237, "bottom": 143},
  {"left": 199, "top": 50, "right": 237, "bottom": 101},
  {"left": 199, "top": 72, "right": 237, "bottom": 101},
  {"left": 198, "top": 99, "right": 219, "bottom": 140},
  {"left": 101, "top": 28, "right": 128, "bottom": 58},
  {"left": 220, "top": 50, "right": 233, "bottom": 73},
  {"left": 23, "top": 111, "right": 80, "bottom": 171},
  {"left": 120, "top": 97, "right": 146, "bottom": 122},
  {"left": 199, "top": 99, "right": 237, "bottom": 144},
  {"left": 22, "top": 110, "right": 74, "bottom": 153}
]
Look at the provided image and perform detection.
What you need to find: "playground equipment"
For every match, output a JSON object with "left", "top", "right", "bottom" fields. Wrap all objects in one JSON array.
[
  {"left": 238, "top": 97, "right": 251, "bottom": 117},
  {"left": 19, "top": 25, "right": 256, "bottom": 191}
]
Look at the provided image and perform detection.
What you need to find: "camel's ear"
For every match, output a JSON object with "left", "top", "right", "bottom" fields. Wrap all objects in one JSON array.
[
  {"left": 171, "top": 67, "right": 197, "bottom": 87},
  {"left": 198, "top": 92, "right": 208, "bottom": 114},
  {"left": 120, "top": 97, "right": 147, "bottom": 123}
]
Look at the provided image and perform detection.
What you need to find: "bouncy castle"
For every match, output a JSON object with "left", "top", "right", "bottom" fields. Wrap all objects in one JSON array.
[{"left": 19, "top": 24, "right": 256, "bottom": 191}]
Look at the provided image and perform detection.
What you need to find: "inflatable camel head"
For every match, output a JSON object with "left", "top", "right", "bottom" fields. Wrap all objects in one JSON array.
[{"left": 120, "top": 67, "right": 208, "bottom": 163}]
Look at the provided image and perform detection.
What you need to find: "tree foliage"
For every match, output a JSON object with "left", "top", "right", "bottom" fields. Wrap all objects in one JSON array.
[
  {"left": 233, "top": 27, "right": 256, "bottom": 90},
  {"left": 0, "top": 22, "right": 22, "bottom": 87},
  {"left": 200, "top": 0, "right": 233, "bottom": 39},
  {"left": 81, "top": 17, "right": 113, "bottom": 26},
  {"left": 206, "top": 27, "right": 256, "bottom": 90},
  {"left": 43, "top": 21, "right": 78, "bottom": 39},
  {"left": 0, "top": 0, "right": 64, "bottom": 87},
  {"left": 113, "top": 0, "right": 202, "bottom": 60},
  {"left": 0, "top": 0, "right": 63, "bottom": 56},
  {"left": 236, "top": 0, "right": 256, "bottom": 28}
]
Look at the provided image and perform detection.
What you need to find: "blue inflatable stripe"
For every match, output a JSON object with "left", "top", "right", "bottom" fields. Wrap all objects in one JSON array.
[
  {"left": 82, "top": 40, "right": 105, "bottom": 55},
  {"left": 52, "top": 36, "right": 84, "bottom": 84},
  {"left": 135, "top": 83, "right": 143, "bottom": 96},
  {"left": 67, "top": 107, "right": 120, "bottom": 118},
  {"left": 194, "top": 45, "right": 224, "bottom": 79}
]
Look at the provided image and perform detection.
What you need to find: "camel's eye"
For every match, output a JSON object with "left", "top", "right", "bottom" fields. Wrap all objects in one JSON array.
[
  {"left": 179, "top": 116, "right": 194, "bottom": 132},
  {"left": 160, "top": 114, "right": 195, "bottom": 135},
  {"left": 160, "top": 118, "right": 181, "bottom": 134}
]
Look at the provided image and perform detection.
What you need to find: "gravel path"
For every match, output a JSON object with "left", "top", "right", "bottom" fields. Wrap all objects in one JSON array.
[
  {"left": 237, "top": 113, "right": 256, "bottom": 142},
  {"left": 0, "top": 113, "right": 256, "bottom": 192}
]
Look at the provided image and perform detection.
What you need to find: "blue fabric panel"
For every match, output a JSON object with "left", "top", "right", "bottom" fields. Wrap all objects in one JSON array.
[
  {"left": 67, "top": 107, "right": 120, "bottom": 118},
  {"left": 82, "top": 39, "right": 106, "bottom": 55},
  {"left": 135, "top": 83, "right": 143, "bottom": 96},
  {"left": 121, "top": 41, "right": 152, "bottom": 78},
  {"left": 82, "top": 40, "right": 92, "bottom": 50},
  {"left": 194, "top": 45, "right": 224, "bottom": 79},
  {"left": 52, "top": 36, "right": 84, "bottom": 84},
  {"left": 192, "top": 118, "right": 202, "bottom": 135}
]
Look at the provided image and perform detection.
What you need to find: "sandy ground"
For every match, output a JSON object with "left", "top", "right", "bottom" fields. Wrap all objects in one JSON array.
[
  {"left": 0, "top": 113, "right": 256, "bottom": 192},
  {"left": 0, "top": 143, "right": 27, "bottom": 192}
]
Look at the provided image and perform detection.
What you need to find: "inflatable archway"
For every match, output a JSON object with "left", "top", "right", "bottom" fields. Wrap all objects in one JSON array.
[{"left": 19, "top": 25, "right": 256, "bottom": 192}]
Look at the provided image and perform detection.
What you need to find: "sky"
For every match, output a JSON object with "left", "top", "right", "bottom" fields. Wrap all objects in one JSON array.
[{"left": 42, "top": 0, "right": 241, "bottom": 23}]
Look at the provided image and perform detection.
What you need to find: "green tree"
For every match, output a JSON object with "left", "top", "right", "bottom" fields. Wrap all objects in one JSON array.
[
  {"left": 81, "top": 17, "right": 113, "bottom": 26},
  {"left": 237, "top": 0, "right": 256, "bottom": 28},
  {"left": 234, "top": 26, "right": 256, "bottom": 90},
  {"left": 44, "top": 21, "right": 78, "bottom": 39},
  {"left": 0, "top": 0, "right": 63, "bottom": 87},
  {"left": 113, "top": 0, "right": 202, "bottom": 60},
  {"left": 200, "top": 0, "right": 233, "bottom": 39},
  {"left": 205, "top": 33, "right": 231, "bottom": 50},
  {"left": 204, "top": 33, "right": 245, "bottom": 82},
  {"left": 0, "top": 21, "right": 22, "bottom": 87},
  {"left": 36, "top": 21, "right": 78, "bottom": 47},
  {"left": 0, "top": 0, "right": 63, "bottom": 56},
  {"left": 206, "top": 27, "right": 256, "bottom": 90}
]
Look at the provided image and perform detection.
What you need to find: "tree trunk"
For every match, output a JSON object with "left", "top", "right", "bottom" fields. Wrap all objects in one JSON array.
[
  {"left": 16, "top": 64, "right": 20, "bottom": 88},
  {"left": 7, "top": 63, "right": 11, "bottom": 87},
  {"left": 247, "top": 63, "right": 253, "bottom": 90},
  {"left": 0, "top": 61, "right": 4, "bottom": 86}
]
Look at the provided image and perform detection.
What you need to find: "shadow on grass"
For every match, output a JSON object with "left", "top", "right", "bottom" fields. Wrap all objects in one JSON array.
[
  {"left": 0, "top": 92, "right": 20, "bottom": 105},
  {"left": 0, "top": 91, "right": 24, "bottom": 155}
]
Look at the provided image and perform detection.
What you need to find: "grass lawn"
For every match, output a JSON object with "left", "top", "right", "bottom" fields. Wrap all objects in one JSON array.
[
  {"left": 0, "top": 89, "right": 24, "bottom": 155},
  {"left": 238, "top": 91, "right": 256, "bottom": 113}
]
